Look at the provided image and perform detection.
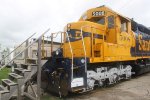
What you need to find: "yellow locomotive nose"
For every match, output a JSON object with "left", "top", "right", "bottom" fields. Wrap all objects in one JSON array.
[{"left": 63, "top": 21, "right": 105, "bottom": 59}]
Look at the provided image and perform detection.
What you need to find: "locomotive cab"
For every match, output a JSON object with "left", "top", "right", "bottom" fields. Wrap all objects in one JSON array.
[{"left": 64, "top": 6, "right": 133, "bottom": 63}]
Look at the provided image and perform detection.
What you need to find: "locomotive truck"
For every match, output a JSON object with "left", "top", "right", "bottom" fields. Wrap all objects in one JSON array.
[{"left": 41, "top": 6, "right": 150, "bottom": 96}]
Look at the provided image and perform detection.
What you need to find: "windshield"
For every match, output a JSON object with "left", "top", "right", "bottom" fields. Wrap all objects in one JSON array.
[
  {"left": 65, "top": 30, "right": 82, "bottom": 42},
  {"left": 88, "top": 17, "right": 105, "bottom": 25}
]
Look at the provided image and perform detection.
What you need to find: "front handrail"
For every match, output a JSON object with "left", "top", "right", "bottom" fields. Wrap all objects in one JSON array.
[
  {"left": 52, "top": 31, "right": 62, "bottom": 38},
  {"left": 65, "top": 31, "right": 74, "bottom": 81},
  {"left": 80, "top": 25, "right": 105, "bottom": 57},
  {"left": 0, "top": 28, "right": 50, "bottom": 71},
  {"left": 0, "top": 33, "right": 36, "bottom": 64},
  {"left": 51, "top": 31, "right": 64, "bottom": 55},
  {"left": 65, "top": 25, "right": 103, "bottom": 81},
  {"left": 80, "top": 25, "right": 105, "bottom": 78},
  {"left": 80, "top": 26, "right": 87, "bottom": 74}
]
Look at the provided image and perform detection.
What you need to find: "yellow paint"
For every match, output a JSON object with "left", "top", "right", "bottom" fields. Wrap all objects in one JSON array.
[{"left": 62, "top": 6, "right": 150, "bottom": 63}]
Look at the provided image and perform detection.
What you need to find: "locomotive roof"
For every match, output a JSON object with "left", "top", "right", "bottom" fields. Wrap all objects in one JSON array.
[
  {"left": 131, "top": 20, "right": 150, "bottom": 35},
  {"left": 79, "top": 5, "right": 130, "bottom": 21},
  {"left": 80, "top": 5, "right": 150, "bottom": 35},
  {"left": 97, "top": 5, "right": 130, "bottom": 21}
]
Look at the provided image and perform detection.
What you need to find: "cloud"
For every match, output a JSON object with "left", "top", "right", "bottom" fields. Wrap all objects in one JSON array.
[{"left": 0, "top": 0, "right": 150, "bottom": 48}]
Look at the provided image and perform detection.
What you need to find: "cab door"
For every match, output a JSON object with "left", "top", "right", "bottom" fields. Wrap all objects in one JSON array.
[
  {"left": 91, "top": 27, "right": 105, "bottom": 62},
  {"left": 106, "top": 14, "right": 117, "bottom": 43}
]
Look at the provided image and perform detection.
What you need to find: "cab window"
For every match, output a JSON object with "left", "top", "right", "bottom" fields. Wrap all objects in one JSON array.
[
  {"left": 108, "top": 15, "right": 114, "bottom": 28},
  {"left": 121, "top": 22, "right": 127, "bottom": 32},
  {"left": 76, "top": 31, "right": 81, "bottom": 38},
  {"left": 88, "top": 17, "right": 105, "bottom": 25},
  {"left": 120, "top": 17, "right": 128, "bottom": 32}
]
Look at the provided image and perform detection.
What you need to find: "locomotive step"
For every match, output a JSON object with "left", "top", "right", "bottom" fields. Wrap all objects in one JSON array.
[
  {"left": 146, "top": 64, "right": 150, "bottom": 66},
  {"left": 9, "top": 73, "right": 23, "bottom": 80}
]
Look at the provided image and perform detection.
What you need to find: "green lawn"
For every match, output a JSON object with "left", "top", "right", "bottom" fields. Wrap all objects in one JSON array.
[
  {"left": 0, "top": 68, "right": 62, "bottom": 100},
  {"left": 0, "top": 68, "right": 11, "bottom": 83},
  {"left": 41, "top": 95, "right": 61, "bottom": 100}
]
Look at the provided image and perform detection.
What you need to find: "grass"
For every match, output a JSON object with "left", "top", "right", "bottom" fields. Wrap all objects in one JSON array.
[
  {"left": 41, "top": 95, "right": 61, "bottom": 100},
  {"left": 0, "top": 67, "right": 11, "bottom": 83},
  {"left": 0, "top": 68, "right": 63, "bottom": 100},
  {"left": 40, "top": 92, "right": 62, "bottom": 100}
]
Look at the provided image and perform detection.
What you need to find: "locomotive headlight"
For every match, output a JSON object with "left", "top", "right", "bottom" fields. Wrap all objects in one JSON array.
[
  {"left": 81, "top": 59, "right": 85, "bottom": 63},
  {"left": 67, "top": 28, "right": 70, "bottom": 31},
  {"left": 56, "top": 50, "right": 59, "bottom": 55}
]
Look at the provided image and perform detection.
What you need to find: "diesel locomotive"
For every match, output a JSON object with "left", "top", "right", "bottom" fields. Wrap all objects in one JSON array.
[{"left": 41, "top": 6, "right": 150, "bottom": 96}]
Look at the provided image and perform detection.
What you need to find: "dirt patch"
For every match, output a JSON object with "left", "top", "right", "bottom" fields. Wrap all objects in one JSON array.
[
  {"left": 28, "top": 73, "right": 150, "bottom": 100},
  {"left": 66, "top": 73, "right": 150, "bottom": 100}
]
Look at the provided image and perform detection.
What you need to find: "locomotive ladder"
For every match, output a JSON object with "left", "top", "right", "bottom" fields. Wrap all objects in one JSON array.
[
  {"left": 66, "top": 31, "right": 74, "bottom": 81},
  {"left": 79, "top": 25, "right": 105, "bottom": 89},
  {"left": 50, "top": 31, "right": 75, "bottom": 81},
  {"left": 50, "top": 30, "right": 87, "bottom": 87},
  {"left": 80, "top": 26, "right": 87, "bottom": 87},
  {"left": 65, "top": 27, "right": 87, "bottom": 86}
]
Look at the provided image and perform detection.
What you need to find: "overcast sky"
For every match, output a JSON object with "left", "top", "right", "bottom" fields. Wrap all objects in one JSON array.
[{"left": 0, "top": 0, "right": 150, "bottom": 48}]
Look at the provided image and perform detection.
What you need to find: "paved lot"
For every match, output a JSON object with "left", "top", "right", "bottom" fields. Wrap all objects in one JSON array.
[{"left": 31, "top": 73, "right": 150, "bottom": 100}]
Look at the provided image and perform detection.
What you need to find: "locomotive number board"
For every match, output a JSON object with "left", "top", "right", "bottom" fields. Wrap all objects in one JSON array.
[{"left": 92, "top": 11, "right": 105, "bottom": 16}]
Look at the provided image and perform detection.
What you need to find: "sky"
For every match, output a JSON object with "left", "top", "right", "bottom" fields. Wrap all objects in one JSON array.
[{"left": 0, "top": 0, "right": 150, "bottom": 48}]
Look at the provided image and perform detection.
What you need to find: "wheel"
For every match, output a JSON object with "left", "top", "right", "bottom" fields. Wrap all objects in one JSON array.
[
  {"left": 109, "top": 73, "right": 119, "bottom": 84},
  {"left": 87, "top": 78, "right": 95, "bottom": 90}
]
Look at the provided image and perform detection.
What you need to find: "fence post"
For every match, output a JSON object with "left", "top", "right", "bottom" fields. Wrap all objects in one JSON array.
[
  {"left": 37, "top": 37, "right": 42, "bottom": 100},
  {"left": 25, "top": 39, "right": 29, "bottom": 63}
]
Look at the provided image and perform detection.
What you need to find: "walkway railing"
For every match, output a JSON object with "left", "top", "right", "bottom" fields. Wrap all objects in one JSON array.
[
  {"left": 0, "top": 29, "right": 50, "bottom": 71},
  {"left": 0, "top": 33, "right": 36, "bottom": 66}
]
